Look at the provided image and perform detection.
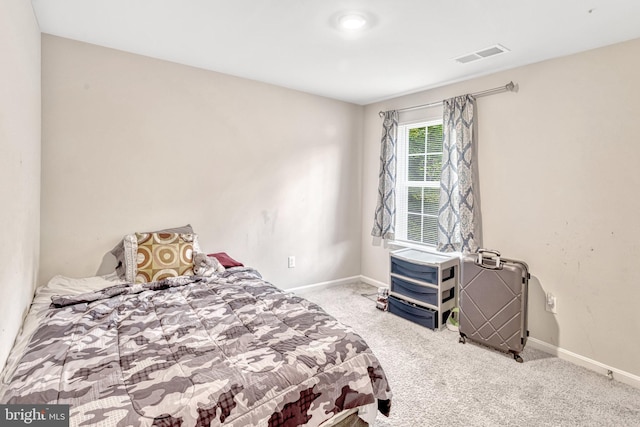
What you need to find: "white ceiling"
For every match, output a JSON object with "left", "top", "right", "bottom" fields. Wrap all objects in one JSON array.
[{"left": 31, "top": 0, "right": 640, "bottom": 105}]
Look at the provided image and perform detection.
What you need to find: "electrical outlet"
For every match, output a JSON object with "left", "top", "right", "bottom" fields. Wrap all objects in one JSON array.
[
  {"left": 288, "top": 256, "right": 296, "bottom": 268},
  {"left": 545, "top": 292, "right": 557, "bottom": 314}
]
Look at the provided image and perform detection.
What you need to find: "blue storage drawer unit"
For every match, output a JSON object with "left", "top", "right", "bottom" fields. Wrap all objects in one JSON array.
[
  {"left": 388, "top": 296, "right": 438, "bottom": 329},
  {"left": 390, "top": 276, "right": 455, "bottom": 306},
  {"left": 388, "top": 249, "right": 460, "bottom": 331},
  {"left": 391, "top": 257, "right": 438, "bottom": 283},
  {"left": 391, "top": 256, "right": 455, "bottom": 285}
]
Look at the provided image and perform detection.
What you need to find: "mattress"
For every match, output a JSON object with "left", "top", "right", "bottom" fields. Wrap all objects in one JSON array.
[{"left": 0, "top": 268, "right": 391, "bottom": 426}]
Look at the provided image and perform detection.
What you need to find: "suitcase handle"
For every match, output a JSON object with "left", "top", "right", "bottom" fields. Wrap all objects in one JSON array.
[{"left": 476, "top": 249, "right": 502, "bottom": 270}]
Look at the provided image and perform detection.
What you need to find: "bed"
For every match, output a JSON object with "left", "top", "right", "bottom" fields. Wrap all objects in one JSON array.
[{"left": 0, "top": 230, "right": 392, "bottom": 427}]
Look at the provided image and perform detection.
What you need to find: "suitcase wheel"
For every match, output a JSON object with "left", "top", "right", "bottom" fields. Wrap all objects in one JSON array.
[
  {"left": 459, "top": 335, "right": 466, "bottom": 344},
  {"left": 513, "top": 353, "right": 523, "bottom": 363}
]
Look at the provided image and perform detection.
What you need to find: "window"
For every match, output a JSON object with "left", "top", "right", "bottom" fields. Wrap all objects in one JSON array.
[{"left": 395, "top": 120, "right": 443, "bottom": 246}]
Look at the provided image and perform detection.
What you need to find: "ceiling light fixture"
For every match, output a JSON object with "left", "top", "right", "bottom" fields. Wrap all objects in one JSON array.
[{"left": 338, "top": 13, "right": 367, "bottom": 30}]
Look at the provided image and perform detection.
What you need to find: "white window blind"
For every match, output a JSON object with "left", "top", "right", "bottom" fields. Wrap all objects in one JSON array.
[{"left": 395, "top": 120, "right": 443, "bottom": 246}]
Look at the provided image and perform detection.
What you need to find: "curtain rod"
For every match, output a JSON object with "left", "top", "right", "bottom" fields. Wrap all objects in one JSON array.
[{"left": 378, "top": 81, "right": 517, "bottom": 118}]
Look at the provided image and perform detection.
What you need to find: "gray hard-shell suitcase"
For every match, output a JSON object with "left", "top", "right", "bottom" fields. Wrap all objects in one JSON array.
[{"left": 459, "top": 249, "right": 530, "bottom": 362}]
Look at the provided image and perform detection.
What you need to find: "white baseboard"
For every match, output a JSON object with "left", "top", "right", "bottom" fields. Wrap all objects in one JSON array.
[
  {"left": 527, "top": 337, "right": 640, "bottom": 389},
  {"left": 286, "top": 275, "right": 361, "bottom": 293},
  {"left": 359, "top": 275, "right": 388, "bottom": 289},
  {"left": 290, "top": 275, "right": 640, "bottom": 390}
]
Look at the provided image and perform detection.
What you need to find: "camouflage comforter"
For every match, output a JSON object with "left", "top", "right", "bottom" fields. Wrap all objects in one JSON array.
[{"left": 0, "top": 268, "right": 391, "bottom": 426}]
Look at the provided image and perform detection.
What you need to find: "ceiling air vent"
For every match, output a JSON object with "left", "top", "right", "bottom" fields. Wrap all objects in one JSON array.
[{"left": 455, "top": 44, "right": 509, "bottom": 64}]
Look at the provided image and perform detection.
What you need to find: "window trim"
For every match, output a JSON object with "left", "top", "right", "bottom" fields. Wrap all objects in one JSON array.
[{"left": 394, "top": 119, "right": 443, "bottom": 248}]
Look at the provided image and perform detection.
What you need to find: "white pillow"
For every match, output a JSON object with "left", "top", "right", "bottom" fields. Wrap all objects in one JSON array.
[{"left": 34, "top": 273, "right": 125, "bottom": 304}]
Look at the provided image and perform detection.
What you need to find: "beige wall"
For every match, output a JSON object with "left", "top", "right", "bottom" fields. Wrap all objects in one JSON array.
[
  {"left": 362, "top": 38, "right": 640, "bottom": 377},
  {"left": 0, "top": 1, "right": 41, "bottom": 370},
  {"left": 31, "top": 28, "right": 640, "bottom": 381},
  {"left": 41, "top": 35, "right": 363, "bottom": 290}
]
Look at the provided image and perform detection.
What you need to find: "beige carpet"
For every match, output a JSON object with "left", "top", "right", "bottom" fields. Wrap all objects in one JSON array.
[{"left": 295, "top": 282, "right": 640, "bottom": 427}]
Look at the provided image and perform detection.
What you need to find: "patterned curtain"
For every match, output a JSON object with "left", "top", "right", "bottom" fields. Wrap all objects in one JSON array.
[
  {"left": 438, "top": 95, "right": 480, "bottom": 253},
  {"left": 371, "top": 110, "right": 399, "bottom": 240}
]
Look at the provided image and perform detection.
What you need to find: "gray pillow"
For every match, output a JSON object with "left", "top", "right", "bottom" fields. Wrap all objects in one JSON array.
[{"left": 110, "top": 224, "right": 195, "bottom": 279}]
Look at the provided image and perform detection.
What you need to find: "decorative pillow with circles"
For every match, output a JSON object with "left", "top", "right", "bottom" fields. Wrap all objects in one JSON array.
[
  {"left": 123, "top": 232, "right": 195, "bottom": 283},
  {"left": 111, "top": 224, "right": 200, "bottom": 280}
]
